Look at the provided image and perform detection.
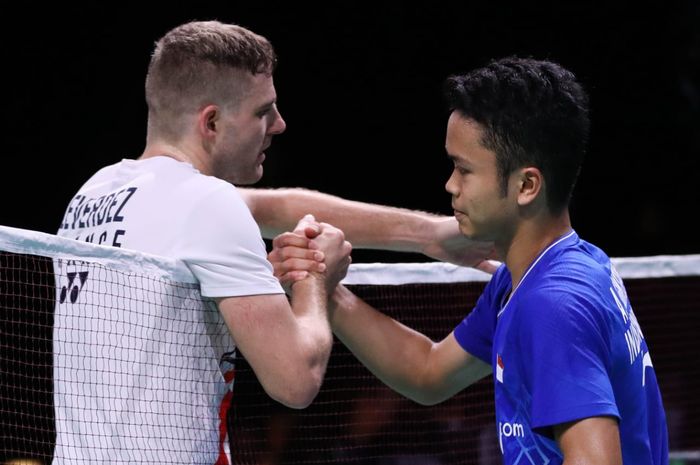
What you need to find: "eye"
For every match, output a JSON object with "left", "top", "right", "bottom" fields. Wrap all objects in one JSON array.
[
  {"left": 455, "top": 165, "right": 470, "bottom": 175},
  {"left": 257, "top": 103, "right": 278, "bottom": 119}
]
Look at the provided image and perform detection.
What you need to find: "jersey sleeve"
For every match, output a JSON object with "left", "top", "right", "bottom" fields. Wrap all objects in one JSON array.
[
  {"left": 179, "top": 182, "right": 283, "bottom": 298},
  {"left": 519, "top": 289, "right": 620, "bottom": 433},
  {"left": 452, "top": 265, "right": 507, "bottom": 364}
]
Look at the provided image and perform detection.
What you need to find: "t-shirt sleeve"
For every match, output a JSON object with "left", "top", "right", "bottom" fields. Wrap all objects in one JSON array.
[
  {"left": 452, "top": 266, "right": 506, "bottom": 364},
  {"left": 520, "top": 290, "right": 620, "bottom": 433},
  {"left": 180, "top": 183, "right": 283, "bottom": 298}
]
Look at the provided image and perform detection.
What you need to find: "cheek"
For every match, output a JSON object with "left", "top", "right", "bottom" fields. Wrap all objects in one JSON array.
[
  {"left": 252, "top": 126, "right": 267, "bottom": 147},
  {"left": 458, "top": 179, "right": 481, "bottom": 202},
  {"left": 462, "top": 182, "right": 501, "bottom": 215},
  {"left": 236, "top": 129, "right": 263, "bottom": 154}
]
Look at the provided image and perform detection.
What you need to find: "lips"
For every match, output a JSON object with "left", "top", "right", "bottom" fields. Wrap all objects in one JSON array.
[
  {"left": 453, "top": 209, "right": 467, "bottom": 221},
  {"left": 258, "top": 143, "right": 270, "bottom": 159}
]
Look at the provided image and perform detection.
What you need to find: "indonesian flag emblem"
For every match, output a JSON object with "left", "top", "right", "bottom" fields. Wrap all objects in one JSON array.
[{"left": 496, "top": 354, "right": 504, "bottom": 383}]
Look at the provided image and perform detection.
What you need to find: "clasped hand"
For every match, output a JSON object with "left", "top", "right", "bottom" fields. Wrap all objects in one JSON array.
[{"left": 268, "top": 214, "right": 352, "bottom": 293}]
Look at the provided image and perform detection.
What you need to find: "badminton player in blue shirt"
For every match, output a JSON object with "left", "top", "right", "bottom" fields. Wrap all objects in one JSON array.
[{"left": 270, "top": 56, "right": 669, "bottom": 464}]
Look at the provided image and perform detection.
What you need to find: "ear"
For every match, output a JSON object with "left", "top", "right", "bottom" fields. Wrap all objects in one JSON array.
[
  {"left": 516, "top": 167, "right": 543, "bottom": 207},
  {"left": 198, "top": 104, "right": 220, "bottom": 138}
]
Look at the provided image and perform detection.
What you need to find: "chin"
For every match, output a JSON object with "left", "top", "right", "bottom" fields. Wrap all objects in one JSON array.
[
  {"left": 249, "top": 165, "right": 266, "bottom": 183},
  {"left": 458, "top": 223, "right": 478, "bottom": 239},
  {"left": 254, "top": 166, "right": 264, "bottom": 182},
  {"left": 230, "top": 170, "right": 263, "bottom": 186}
]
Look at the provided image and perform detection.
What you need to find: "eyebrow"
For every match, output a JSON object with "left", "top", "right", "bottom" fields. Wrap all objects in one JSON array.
[
  {"left": 256, "top": 99, "right": 276, "bottom": 113},
  {"left": 447, "top": 152, "right": 476, "bottom": 170},
  {"left": 446, "top": 152, "right": 464, "bottom": 163}
]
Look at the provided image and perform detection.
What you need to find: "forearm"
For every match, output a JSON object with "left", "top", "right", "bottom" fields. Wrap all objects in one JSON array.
[
  {"left": 330, "top": 284, "right": 439, "bottom": 404},
  {"left": 242, "top": 187, "right": 442, "bottom": 252},
  {"left": 220, "top": 279, "right": 333, "bottom": 409},
  {"left": 289, "top": 277, "right": 334, "bottom": 375}
]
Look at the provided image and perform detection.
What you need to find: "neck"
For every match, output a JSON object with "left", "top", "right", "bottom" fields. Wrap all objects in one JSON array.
[
  {"left": 499, "top": 211, "right": 572, "bottom": 291},
  {"left": 140, "top": 140, "right": 210, "bottom": 175}
]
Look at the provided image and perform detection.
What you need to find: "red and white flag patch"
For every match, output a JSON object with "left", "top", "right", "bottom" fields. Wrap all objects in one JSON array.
[{"left": 496, "top": 354, "right": 504, "bottom": 383}]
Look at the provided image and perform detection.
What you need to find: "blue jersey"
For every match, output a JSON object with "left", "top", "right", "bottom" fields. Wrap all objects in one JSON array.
[{"left": 454, "top": 231, "right": 668, "bottom": 464}]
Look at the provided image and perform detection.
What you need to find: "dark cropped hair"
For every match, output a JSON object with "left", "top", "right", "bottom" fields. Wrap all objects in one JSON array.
[{"left": 444, "top": 57, "right": 590, "bottom": 213}]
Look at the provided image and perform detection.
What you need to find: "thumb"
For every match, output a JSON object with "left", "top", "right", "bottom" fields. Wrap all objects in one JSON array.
[{"left": 294, "top": 214, "right": 321, "bottom": 238}]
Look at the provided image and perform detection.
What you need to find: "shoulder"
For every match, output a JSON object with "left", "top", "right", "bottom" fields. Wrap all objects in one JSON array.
[
  {"left": 534, "top": 236, "right": 613, "bottom": 296},
  {"left": 519, "top": 238, "right": 613, "bottom": 307},
  {"left": 146, "top": 159, "right": 248, "bottom": 210},
  {"left": 517, "top": 258, "right": 613, "bottom": 334},
  {"left": 191, "top": 179, "right": 250, "bottom": 216},
  {"left": 75, "top": 161, "right": 124, "bottom": 187}
]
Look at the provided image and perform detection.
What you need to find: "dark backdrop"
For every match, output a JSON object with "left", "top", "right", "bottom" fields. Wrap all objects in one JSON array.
[{"left": 2, "top": 3, "right": 698, "bottom": 262}]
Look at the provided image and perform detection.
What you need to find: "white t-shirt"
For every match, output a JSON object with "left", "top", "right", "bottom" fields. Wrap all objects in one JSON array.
[
  {"left": 53, "top": 156, "right": 283, "bottom": 464},
  {"left": 57, "top": 156, "right": 283, "bottom": 298}
]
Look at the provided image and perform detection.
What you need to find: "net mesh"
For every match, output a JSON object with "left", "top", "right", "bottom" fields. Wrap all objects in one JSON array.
[
  {"left": 229, "top": 282, "right": 496, "bottom": 465},
  {"left": 1, "top": 250, "right": 233, "bottom": 465},
  {"left": 1, "top": 226, "right": 698, "bottom": 464},
  {"left": 229, "top": 278, "right": 700, "bottom": 465},
  {"left": 1, "top": 252, "right": 55, "bottom": 462}
]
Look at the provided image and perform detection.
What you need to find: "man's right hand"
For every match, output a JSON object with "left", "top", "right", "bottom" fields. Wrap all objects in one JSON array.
[{"left": 269, "top": 214, "right": 352, "bottom": 292}]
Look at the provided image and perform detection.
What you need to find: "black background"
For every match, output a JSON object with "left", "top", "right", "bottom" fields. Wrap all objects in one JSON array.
[{"left": 2, "top": 3, "right": 698, "bottom": 262}]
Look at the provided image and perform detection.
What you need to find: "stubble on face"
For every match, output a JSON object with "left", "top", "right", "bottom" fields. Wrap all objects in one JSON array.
[{"left": 211, "top": 73, "right": 279, "bottom": 185}]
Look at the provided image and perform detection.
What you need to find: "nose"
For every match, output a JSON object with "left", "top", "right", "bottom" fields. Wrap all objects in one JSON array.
[
  {"left": 269, "top": 107, "right": 286, "bottom": 135},
  {"left": 445, "top": 169, "right": 458, "bottom": 195}
]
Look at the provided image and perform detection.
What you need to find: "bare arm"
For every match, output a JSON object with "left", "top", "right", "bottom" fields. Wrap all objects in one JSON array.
[
  {"left": 239, "top": 187, "right": 494, "bottom": 269},
  {"left": 217, "top": 219, "right": 352, "bottom": 409},
  {"left": 216, "top": 280, "right": 331, "bottom": 409},
  {"left": 329, "top": 284, "right": 491, "bottom": 405},
  {"left": 554, "top": 417, "right": 622, "bottom": 465},
  {"left": 266, "top": 220, "right": 491, "bottom": 404}
]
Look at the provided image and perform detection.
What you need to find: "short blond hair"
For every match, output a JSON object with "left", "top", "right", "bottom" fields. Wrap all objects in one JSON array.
[{"left": 145, "top": 20, "right": 277, "bottom": 139}]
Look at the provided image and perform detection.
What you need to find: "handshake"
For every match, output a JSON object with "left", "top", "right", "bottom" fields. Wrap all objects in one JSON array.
[
  {"left": 268, "top": 214, "right": 353, "bottom": 293},
  {"left": 267, "top": 213, "right": 498, "bottom": 295}
]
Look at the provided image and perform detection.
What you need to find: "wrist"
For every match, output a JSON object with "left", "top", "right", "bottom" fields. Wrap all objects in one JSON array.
[
  {"left": 291, "top": 272, "right": 328, "bottom": 299},
  {"left": 329, "top": 284, "right": 353, "bottom": 326},
  {"left": 418, "top": 215, "right": 452, "bottom": 255}
]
